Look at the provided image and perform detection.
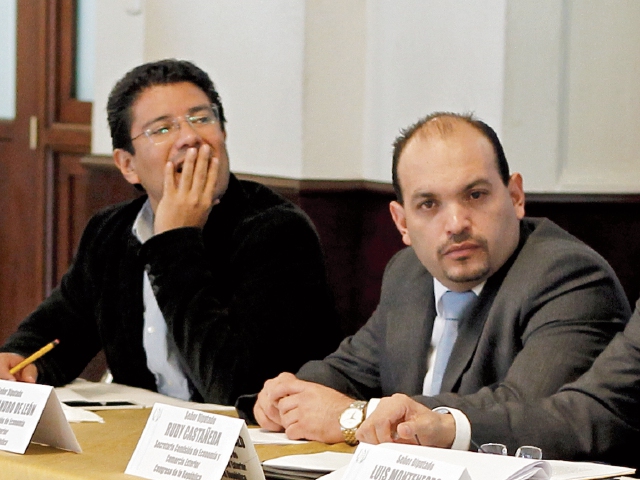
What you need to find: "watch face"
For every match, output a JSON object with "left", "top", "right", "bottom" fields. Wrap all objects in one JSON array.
[{"left": 340, "top": 407, "right": 364, "bottom": 429}]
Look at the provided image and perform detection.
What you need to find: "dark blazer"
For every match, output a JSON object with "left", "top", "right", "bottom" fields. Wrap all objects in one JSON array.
[
  {"left": 463, "top": 298, "right": 640, "bottom": 468},
  {"left": 296, "top": 218, "right": 630, "bottom": 433},
  {"left": 0, "top": 175, "right": 342, "bottom": 405}
]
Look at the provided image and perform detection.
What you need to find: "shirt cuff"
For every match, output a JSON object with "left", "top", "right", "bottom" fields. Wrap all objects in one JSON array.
[
  {"left": 366, "top": 398, "right": 380, "bottom": 418},
  {"left": 433, "top": 407, "right": 471, "bottom": 451}
]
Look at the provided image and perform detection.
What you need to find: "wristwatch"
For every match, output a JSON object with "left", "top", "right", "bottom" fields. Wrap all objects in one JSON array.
[{"left": 339, "top": 400, "right": 367, "bottom": 446}]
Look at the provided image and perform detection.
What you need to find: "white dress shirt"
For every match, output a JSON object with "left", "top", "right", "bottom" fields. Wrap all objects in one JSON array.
[{"left": 132, "top": 200, "right": 191, "bottom": 401}]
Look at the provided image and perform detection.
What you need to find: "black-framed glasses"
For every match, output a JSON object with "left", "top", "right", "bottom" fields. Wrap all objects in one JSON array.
[{"left": 131, "top": 104, "right": 220, "bottom": 146}]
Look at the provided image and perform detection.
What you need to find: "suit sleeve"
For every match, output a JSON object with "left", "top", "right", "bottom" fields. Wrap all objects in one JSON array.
[
  {"left": 416, "top": 244, "right": 631, "bottom": 438},
  {"left": 295, "top": 250, "right": 412, "bottom": 399},
  {"left": 141, "top": 206, "right": 341, "bottom": 405},
  {"left": 457, "top": 301, "right": 640, "bottom": 467},
  {"left": 296, "top": 308, "right": 385, "bottom": 399},
  {"left": 0, "top": 213, "right": 106, "bottom": 386}
]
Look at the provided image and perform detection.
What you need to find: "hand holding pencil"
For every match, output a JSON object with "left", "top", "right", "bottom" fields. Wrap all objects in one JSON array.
[{"left": 0, "top": 339, "right": 60, "bottom": 383}]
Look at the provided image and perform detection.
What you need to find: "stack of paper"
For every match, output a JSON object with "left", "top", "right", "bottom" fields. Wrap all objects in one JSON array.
[
  {"left": 547, "top": 459, "right": 635, "bottom": 480},
  {"left": 380, "top": 443, "right": 550, "bottom": 480},
  {"left": 377, "top": 444, "right": 635, "bottom": 480},
  {"left": 262, "top": 451, "right": 352, "bottom": 480},
  {"left": 264, "top": 447, "right": 634, "bottom": 480}
]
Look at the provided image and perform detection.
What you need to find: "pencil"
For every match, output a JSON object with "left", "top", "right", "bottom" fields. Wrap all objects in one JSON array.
[{"left": 9, "top": 339, "right": 60, "bottom": 375}]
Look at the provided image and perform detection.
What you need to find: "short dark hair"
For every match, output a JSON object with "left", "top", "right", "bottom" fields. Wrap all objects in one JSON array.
[
  {"left": 107, "top": 59, "right": 226, "bottom": 154},
  {"left": 391, "top": 112, "right": 510, "bottom": 203}
]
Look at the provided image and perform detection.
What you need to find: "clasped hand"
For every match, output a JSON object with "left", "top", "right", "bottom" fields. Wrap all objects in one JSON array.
[
  {"left": 254, "top": 372, "right": 353, "bottom": 443},
  {"left": 154, "top": 144, "right": 222, "bottom": 234}
]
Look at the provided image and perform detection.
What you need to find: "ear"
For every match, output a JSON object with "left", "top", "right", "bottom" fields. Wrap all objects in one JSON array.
[
  {"left": 389, "top": 201, "right": 412, "bottom": 246},
  {"left": 508, "top": 173, "right": 525, "bottom": 219},
  {"left": 113, "top": 149, "right": 140, "bottom": 186}
]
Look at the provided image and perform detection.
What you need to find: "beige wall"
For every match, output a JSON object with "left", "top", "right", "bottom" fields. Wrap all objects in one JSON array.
[
  {"left": 502, "top": 0, "right": 640, "bottom": 193},
  {"left": 90, "top": 0, "right": 640, "bottom": 193}
]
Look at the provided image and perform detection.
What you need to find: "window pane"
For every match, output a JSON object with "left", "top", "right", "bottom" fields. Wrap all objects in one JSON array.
[
  {"left": 0, "top": 0, "right": 16, "bottom": 120},
  {"left": 75, "top": 0, "right": 96, "bottom": 102}
]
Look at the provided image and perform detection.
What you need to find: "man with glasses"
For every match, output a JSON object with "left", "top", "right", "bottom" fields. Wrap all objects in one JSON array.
[{"left": 0, "top": 59, "right": 341, "bottom": 405}]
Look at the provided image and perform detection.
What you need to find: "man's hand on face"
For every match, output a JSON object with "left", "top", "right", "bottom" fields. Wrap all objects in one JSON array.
[
  {"left": 356, "top": 393, "right": 455, "bottom": 448},
  {"left": 254, "top": 372, "right": 353, "bottom": 444},
  {"left": 154, "top": 144, "right": 220, "bottom": 235},
  {"left": 0, "top": 352, "right": 38, "bottom": 383}
]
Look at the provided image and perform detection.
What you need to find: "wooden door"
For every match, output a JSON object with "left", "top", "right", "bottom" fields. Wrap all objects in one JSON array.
[
  {"left": 0, "top": 0, "right": 93, "bottom": 340},
  {"left": 0, "top": 1, "right": 51, "bottom": 338}
]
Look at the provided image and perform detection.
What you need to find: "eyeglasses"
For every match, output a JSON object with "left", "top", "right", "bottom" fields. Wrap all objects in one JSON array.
[
  {"left": 478, "top": 443, "right": 542, "bottom": 460},
  {"left": 131, "top": 104, "right": 220, "bottom": 146}
]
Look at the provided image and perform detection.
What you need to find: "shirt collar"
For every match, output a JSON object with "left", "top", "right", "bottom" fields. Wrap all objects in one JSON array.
[
  {"left": 132, "top": 199, "right": 155, "bottom": 243},
  {"left": 433, "top": 278, "right": 484, "bottom": 318}
]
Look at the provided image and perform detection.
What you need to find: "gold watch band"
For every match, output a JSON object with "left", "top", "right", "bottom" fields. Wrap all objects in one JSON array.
[
  {"left": 340, "top": 400, "right": 367, "bottom": 446},
  {"left": 343, "top": 427, "right": 359, "bottom": 446}
]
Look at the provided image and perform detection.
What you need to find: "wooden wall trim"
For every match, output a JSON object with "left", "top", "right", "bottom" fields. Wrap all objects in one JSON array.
[
  {"left": 46, "top": 122, "right": 92, "bottom": 151},
  {"left": 235, "top": 173, "right": 395, "bottom": 194},
  {"left": 234, "top": 173, "right": 640, "bottom": 201},
  {"left": 81, "top": 156, "right": 396, "bottom": 192},
  {"left": 527, "top": 193, "right": 640, "bottom": 203},
  {"left": 79, "top": 158, "right": 640, "bottom": 202},
  {"left": 81, "top": 154, "right": 115, "bottom": 169}
]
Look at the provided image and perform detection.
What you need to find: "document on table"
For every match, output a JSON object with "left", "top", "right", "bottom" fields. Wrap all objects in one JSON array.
[
  {"left": 263, "top": 451, "right": 352, "bottom": 480},
  {"left": 547, "top": 459, "right": 635, "bottom": 480},
  {"left": 61, "top": 403, "right": 105, "bottom": 423},
  {"left": 55, "top": 379, "right": 236, "bottom": 411},
  {"left": 314, "top": 443, "right": 635, "bottom": 480},
  {"left": 248, "top": 428, "right": 308, "bottom": 445}
]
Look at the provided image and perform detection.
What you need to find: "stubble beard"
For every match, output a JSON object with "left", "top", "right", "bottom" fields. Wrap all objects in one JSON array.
[
  {"left": 438, "top": 234, "right": 490, "bottom": 285},
  {"left": 443, "top": 261, "right": 490, "bottom": 285}
]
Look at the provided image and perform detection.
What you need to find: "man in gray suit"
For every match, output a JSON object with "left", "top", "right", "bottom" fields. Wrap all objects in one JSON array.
[
  {"left": 356, "top": 299, "right": 640, "bottom": 468},
  {"left": 251, "top": 112, "right": 630, "bottom": 445}
]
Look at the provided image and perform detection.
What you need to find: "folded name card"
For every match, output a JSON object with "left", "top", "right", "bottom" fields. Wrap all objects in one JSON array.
[
  {"left": 0, "top": 379, "right": 81, "bottom": 454},
  {"left": 126, "top": 403, "right": 264, "bottom": 480},
  {"left": 343, "top": 443, "right": 471, "bottom": 480}
]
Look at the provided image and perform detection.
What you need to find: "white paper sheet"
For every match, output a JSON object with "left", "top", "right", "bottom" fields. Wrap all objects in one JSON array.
[
  {"left": 61, "top": 404, "right": 104, "bottom": 423},
  {"left": 263, "top": 451, "right": 352, "bottom": 470},
  {"left": 249, "top": 428, "right": 308, "bottom": 445},
  {"left": 55, "top": 379, "right": 236, "bottom": 411}
]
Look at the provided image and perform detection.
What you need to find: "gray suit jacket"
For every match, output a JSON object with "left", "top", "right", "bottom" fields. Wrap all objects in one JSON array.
[
  {"left": 462, "top": 298, "right": 640, "bottom": 468},
  {"left": 297, "top": 218, "right": 630, "bottom": 437}
]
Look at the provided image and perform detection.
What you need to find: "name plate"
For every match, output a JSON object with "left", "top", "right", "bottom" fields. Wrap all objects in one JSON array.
[
  {"left": 343, "top": 443, "right": 471, "bottom": 480},
  {"left": 126, "top": 403, "right": 264, "bottom": 480},
  {"left": 0, "top": 379, "right": 82, "bottom": 454}
]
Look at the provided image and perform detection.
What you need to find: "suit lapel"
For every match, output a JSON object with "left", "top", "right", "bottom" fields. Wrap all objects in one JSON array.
[
  {"left": 409, "top": 287, "right": 436, "bottom": 393},
  {"left": 385, "top": 254, "right": 436, "bottom": 395}
]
